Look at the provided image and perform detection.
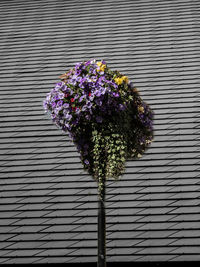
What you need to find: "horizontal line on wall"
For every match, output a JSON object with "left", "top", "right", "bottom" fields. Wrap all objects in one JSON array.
[{"left": 0, "top": 4, "right": 199, "bottom": 23}]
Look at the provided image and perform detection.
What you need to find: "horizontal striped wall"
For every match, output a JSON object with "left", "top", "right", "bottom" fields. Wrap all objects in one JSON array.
[{"left": 0, "top": 0, "right": 200, "bottom": 264}]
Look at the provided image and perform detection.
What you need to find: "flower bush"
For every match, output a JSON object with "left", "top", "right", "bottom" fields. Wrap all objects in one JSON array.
[{"left": 43, "top": 59, "right": 154, "bottom": 181}]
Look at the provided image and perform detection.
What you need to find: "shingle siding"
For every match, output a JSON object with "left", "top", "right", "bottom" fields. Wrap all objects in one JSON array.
[{"left": 0, "top": 0, "right": 200, "bottom": 264}]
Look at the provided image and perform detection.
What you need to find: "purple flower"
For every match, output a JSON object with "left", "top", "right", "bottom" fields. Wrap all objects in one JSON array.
[
  {"left": 64, "top": 113, "right": 72, "bottom": 121},
  {"left": 75, "top": 108, "right": 81, "bottom": 114},
  {"left": 85, "top": 60, "right": 92, "bottom": 66},
  {"left": 63, "top": 103, "right": 69, "bottom": 108},
  {"left": 89, "top": 93, "right": 95, "bottom": 101},
  {"left": 75, "top": 62, "right": 82, "bottom": 70},
  {"left": 57, "top": 100, "right": 63, "bottom": 107},
  {"left": 51, "top": 102, "right": 56, "bottom": 108},
  {"left": 85, "top": 114, "right": 91, "bottom": 120},
  {"left": 94, "top": 90, "right": 103, "bottom": 97},
  {"left": 62, "top": 85, "right": 71, "bottom": 93},
  {"left": 55, "top": 82, "right": 63, "bottom": 90},
  {"left": 72, "top": 119, "right": 79, "bottom": 125},
  {"left": 119, "top": 104, "right": 126, "bottom": 111},
  {"left": 74, "top": 94, "right": 79, "bottom": 100},
  {"left": 86, "top": 101, "right": 92, "bottom": 109},
  {"left": 92, "top": 69, "right": 96, "bottom": 75},
  {"left": 95, "top": 98, "right": 103, "bottom": 106},
  {"left": 67, "top": 124, "right": 72, "bottom": 131},
  {"left": 79, "top": 95, "right": 86, "bottom": 102},
  {"left": 82, "top": 105, "right": 87, "bottom": 111},
  {"left": 84, "top": 159, "right": 90, "bottom": 165},
  {"left": 113, "top": 92, "right": 120, "bottom": 97},
  {"left": 96, "top": 116, "right": 103, "bottom": 123},
  {"left": 58, "top": 92, "right": 64, "bottom": 99},
  {"left": 54, "top": 107, "right": 61, "bottom": 115}
]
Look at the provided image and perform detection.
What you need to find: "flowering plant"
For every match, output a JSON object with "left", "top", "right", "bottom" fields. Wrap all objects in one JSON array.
[{"left": 43, "top": 59, "right": 154, "bottom": 181}]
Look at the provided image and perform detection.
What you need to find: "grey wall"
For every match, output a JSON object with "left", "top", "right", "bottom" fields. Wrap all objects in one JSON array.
[{"left": 0, "top": 0, "right": 200, "bottom": 264}]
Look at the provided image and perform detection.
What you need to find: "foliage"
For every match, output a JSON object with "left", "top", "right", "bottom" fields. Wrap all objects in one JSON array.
[{"left": 43, "top": 59, "right": 154, "bottom": 181}]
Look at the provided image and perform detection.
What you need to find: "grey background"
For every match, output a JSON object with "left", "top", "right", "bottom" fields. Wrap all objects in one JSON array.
[{"left": 0, "top": 0, "right": 200, "bottom": 264}]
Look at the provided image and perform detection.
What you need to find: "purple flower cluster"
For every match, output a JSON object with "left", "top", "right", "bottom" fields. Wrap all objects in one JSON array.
[
  {"left": 43, "top": 60, "right": 154, "bottom": 179},
  {"left": 43, "top": 59, "right": 129, "bottom": 136}
]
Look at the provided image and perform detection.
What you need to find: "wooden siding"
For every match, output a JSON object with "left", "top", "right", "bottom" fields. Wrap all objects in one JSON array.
[{"left": 0, "top": 0, "right": 200, "bottom": 264}]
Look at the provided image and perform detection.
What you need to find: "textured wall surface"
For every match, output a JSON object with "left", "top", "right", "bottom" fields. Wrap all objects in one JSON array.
[{"left": 0, "top": 0, "right": 200, "bottom": 264}]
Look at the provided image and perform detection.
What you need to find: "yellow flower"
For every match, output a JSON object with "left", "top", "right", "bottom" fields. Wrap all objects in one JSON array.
[
  {"left": 138, "top": 106, "right": 144, "bottom": 113},
  {"left": 114, "top": 76, "right": 129, "bottom": 85},
  {"left": 122, "top": 76, "right": 129, "bottom": 84},
  {"left": 114, "top": 77, "right": 123, "bottom": 85},
  {"left": 97, "top": 61, "right": 106, "bottom": 72},
  {"left": 97, "top": 61, "right": 102, "bottom": 67},
  {"left": 100, "top": 65, "right": 106, "bottom": 72}
]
